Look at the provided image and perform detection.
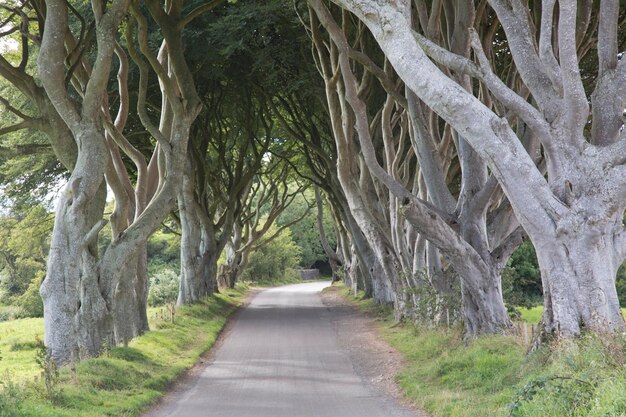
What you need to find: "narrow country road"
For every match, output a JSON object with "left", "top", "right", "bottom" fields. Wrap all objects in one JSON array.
[{"left": 146, "top": 281, "right": 419, "bottom": 417}]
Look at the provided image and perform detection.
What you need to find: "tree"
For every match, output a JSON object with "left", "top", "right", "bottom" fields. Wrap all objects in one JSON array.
[
  {"left": 36, "top": 0, "right": 210, "bottom": 362},
  {"left": 217, "top": 169, "right": 310, "bottom": 289},
  {"left": 0, "top": 205, "right": 51, "bottom": 301},
  {"left": 322, "top": 0, "right": 626, "bottom": 340},
  {"left": 176, "top": 0, "right": 321, "bottom": 301},
  {"left": 307, "top": 2, "right": 529, "bottom": 334},
  {"left": 240, "top": 225, "right": 301, "bottom": 283}
]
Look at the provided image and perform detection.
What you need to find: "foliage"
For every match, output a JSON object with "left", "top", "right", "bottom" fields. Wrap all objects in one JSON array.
[
  {"left": 147, "top": 268, "right": 179, "bottom": 307},
  {"left": 34, "top": 337, "right": 62, "bottom": 404},
  {"left": 406, "top": 269, "right": 462, "bottom": 325},
  {"left": 0, "top": 205, "right": 51, "bottom": 305},
  {"left": 502, "top": 241, "right": 542, "bottom": 309},
  {"left": 0, "top": 305, "right": 19, "bottom": 322},
  {"left": 146, "top": 230, "right": 181, "bottom": 307},
  {"left": 147, "top": 230, "right": 181, "bottom": 270},
  {"left": 617, "top": 263, "right": 626, "bottom": 307},
  {"left": 14, "top": 272, "right": 44, "bottom": 318},
  {"left": 241, "top": 226, "right": 301, "bottom": 282},
  {"left": 0, "top": 82, "right": 67, "bottom": 213},
  {"left": 0, "top": 370, "right": 23, "bottom": 417},
  {"left": 508, "top": 335, "right": 626, "bottom": 416},
  {"left": 188, "top": 0, "right": 317, "bottom": 97},
  {"left": 0, "top": 285, "right": 246, "bottom": 416},
  {"left": 278, "top": 189, "right": 336, "bottom": 268}
]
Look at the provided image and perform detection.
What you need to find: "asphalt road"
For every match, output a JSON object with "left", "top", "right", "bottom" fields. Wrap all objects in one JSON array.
[{"left": 148, "top": 281, "right": 418, "bottom": 417}]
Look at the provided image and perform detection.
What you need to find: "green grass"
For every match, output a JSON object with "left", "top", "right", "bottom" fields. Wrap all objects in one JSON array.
[
  {"left": 329, "top": 284, "right": 626, "bottom": 417},
  {"left": 0, "top": 285, "right": 248, "bottom": 417},
  {"left": 243, "top": 275, "right": 304, "bottom": 287},
  {"left": 519, "top": 306, "right": 543, "bottom": 324},
  {"left": 520, "top": 306, "right": 626, "bottom": 324}
]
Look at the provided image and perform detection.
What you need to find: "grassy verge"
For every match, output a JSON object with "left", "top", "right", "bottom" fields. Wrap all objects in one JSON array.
[
  {"left": 0, "top": 284, "right": 248, "bottom": 417},
  {"left": 328, "top": 284, "right": 626, "bottom": 417},
  {"left": 243, "top": 276, "right": 302, "bottom": 287}
]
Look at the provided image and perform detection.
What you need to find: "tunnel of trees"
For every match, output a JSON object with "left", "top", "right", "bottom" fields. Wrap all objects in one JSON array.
[{"left": 0, "top": 0, "right": 625, "bottom": 363}]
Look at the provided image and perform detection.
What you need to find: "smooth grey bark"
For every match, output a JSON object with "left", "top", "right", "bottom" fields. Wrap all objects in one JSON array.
[
  {"left": 38, "top": 0, "right": 202, "bottom": 362},
  {"left": 178, "top": 158, "right": 216, "bottom": 303},
  {"left": 217, "top": 224, "right": 244, "bottom": 290},
  {"left": 309, "top": 9, "right": 404, "bottom": 309},
  {"left": 38, "top": 0, "right": 131, "bottom": 362},
  {"left": 327, "top": 0, "right": 626, "bottom": 339},
  {"left": 315, "top": 186, "right": 342, "bottom": 281},
  {"left": 0, "top": 0, "right": 155, "bottom": 353},
  {"left": 310, "top": 0, "right": 516, "bottom": 333}
]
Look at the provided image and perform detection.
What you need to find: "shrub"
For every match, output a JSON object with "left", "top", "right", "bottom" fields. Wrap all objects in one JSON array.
[
  {"left": 0, "top": 306, "right": 18, "bottom": 322},
  {"left": 503, "top": 241, "right": 543, "bottom": 308},
  {"left": 617, "top": 263, "right": 626, "bottom": 307},
  {"left": 241, "top": 227, "right": 301, "bottom": 282},
  {"left": 148, "top": 268, "right": 179, "bottom": 306},
  {"left": 15, "top": 271, "right": 44, "bottom": 318},
  {"left": 508, "top": 335, "right": 626, "bottom": 417},
  {"left": 147, "top": 230, "right": 181, "bottom": 268},
  {"left": 0, "top": 371, "right": 23, "bottom": 417}
]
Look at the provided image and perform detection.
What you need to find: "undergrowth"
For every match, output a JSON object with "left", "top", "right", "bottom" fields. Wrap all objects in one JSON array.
[{"left": 331, "top": 284, "right": 626, "bottom": 417}]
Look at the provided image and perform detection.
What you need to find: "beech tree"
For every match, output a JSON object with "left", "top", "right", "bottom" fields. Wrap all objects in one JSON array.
[
  {"left": 36, "top": 0, "right": 210, "bottom": 362},
  {"left": 217, "top": 168, "right": 310, "bottom": 289},
  {"left": 321, "top": 0, "right": 626, "bottom": 339},
  {"left": 303, "top": 1, "right": 536, "bottom": 333}
]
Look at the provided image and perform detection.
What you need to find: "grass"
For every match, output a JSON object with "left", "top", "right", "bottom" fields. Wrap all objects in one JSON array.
[
  {"left": 243, "top": 275, "right": 302, "bottom": 287},
  {"left": 519, "top": 306, "right": 626, "bottom": 324},
  {"left": 519, "top": 306, "right": 543, "bottom": 324},
  {"left": 329, "top": 284, "right": 626, "bottom": 417},
  {"left": 0, "top": 284, "right": 248, "bottom": 417}
]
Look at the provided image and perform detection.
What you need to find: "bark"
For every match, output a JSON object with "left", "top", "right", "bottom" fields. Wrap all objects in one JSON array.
[
  {"left": 40, "top": 180, "right": 110, "bottom": 363},
  {"left": 217, "top": 226, "right": 244, "bottom": 290},
  {"left": 315, "top": 186, "right": 343, "bottom": 281},
  {"left": 38, "top": 0, "right": 202, "bottom": 362},
  {"left": 535, "top": 218, "right": 626, "bottom": 339},
  {"left": 310, "top": 0, "right": 514, "bottom": 332},
  {"left": 325, "top": 0, "right": 626, "bottom": 340},
  {"left": 178, "top": 162, "right": 215, "bottom": 303}
]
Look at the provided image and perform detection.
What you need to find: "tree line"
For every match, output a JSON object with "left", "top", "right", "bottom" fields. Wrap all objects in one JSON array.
[{"left": 0, "top": 0, "right": 624, "bottom": 363}]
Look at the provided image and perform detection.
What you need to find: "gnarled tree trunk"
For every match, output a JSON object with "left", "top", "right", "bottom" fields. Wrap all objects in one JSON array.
[{"left": 536, "top": 219, "right": 626, "bottom": 339}]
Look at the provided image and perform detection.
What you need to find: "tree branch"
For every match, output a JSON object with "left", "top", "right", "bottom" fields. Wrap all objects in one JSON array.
[{"left": 179, "top": 0, "right": 225, "bottom": 29}]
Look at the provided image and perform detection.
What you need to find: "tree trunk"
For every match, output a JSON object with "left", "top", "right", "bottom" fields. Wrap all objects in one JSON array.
[
  {"left": 461, "top": 270, "right": 510, "bottom": 335},
  {"left": 217, "top": 227, "right": 243, "bottom": 289},
  {"left": 535, "top": 229, "right": 626, "bottom": 339},
  {"left": 40, "top": 166, "right": 111, "bottom": 363},
  {"left": 178, "top": 156, "right": 213, "bottom": 304},
  {"left": 135, "top": 244, "right": 150, "bottom": 332},
  {"left": 178, "top": 217, "right": 213, "bottom": 303},
  {"left": 108, "top": 243, "right": 149, "bottom": 345}
]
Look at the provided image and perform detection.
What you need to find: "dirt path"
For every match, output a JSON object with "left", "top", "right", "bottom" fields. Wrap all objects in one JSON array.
[{"left": 320, "top": 285, "right": 430, "bottom": 416}]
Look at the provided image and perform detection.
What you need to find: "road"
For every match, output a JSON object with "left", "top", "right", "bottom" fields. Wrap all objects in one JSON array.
[{"left": 147, "top": 281, "right": 419, "bottom": 417}]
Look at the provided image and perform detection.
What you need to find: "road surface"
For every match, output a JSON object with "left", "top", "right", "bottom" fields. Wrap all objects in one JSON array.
[{"left": 147, "top": 281, "right": 419, "bottom": 417}]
